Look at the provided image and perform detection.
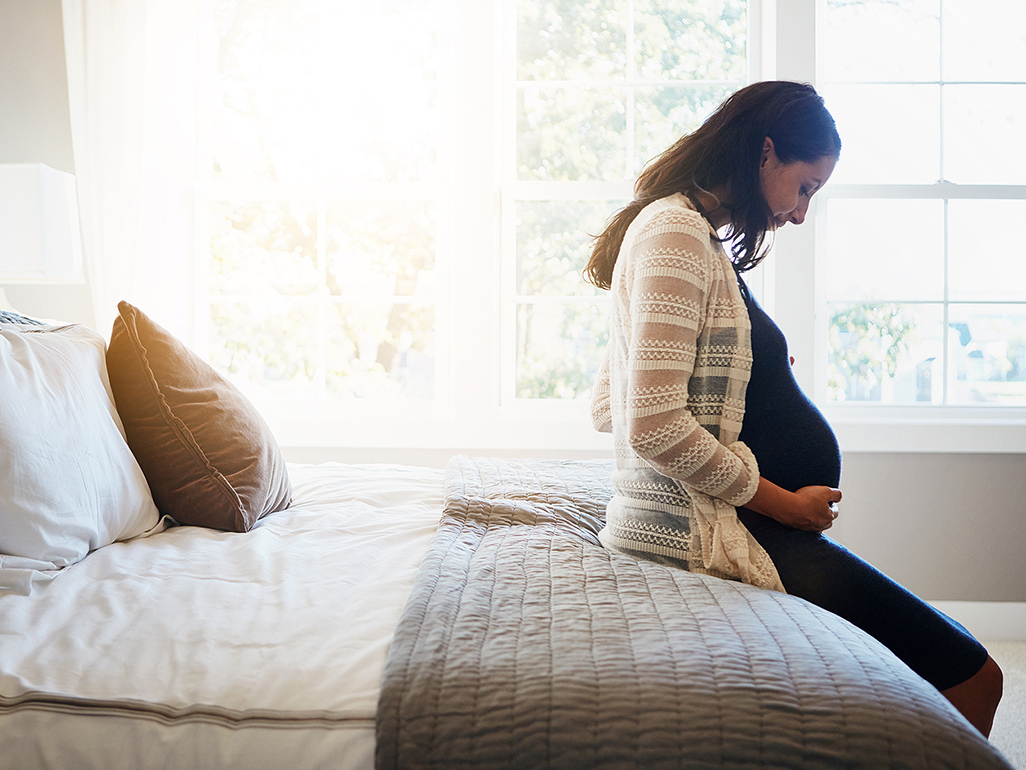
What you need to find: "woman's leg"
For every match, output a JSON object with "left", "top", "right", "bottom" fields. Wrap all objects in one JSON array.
[
  {"left": 737, "top": 508, "right": 1003, "bottom": 736},
  {"left": 940, "top": 655, "right": 1003, "bottom": 737}
]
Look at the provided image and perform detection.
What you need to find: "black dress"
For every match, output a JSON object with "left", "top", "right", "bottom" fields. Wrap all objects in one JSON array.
[{"left": 736, "top": 279, "right": 987, "bottom": 691}]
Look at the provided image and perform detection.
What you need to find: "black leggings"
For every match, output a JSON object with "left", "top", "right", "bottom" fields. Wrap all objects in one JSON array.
[{"left": 737, "top": 507, "right": 989, "bottom": 691}]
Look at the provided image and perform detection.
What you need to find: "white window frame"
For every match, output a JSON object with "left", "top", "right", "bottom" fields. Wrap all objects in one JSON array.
[{"left": 765, "top": 0, "right": 1026, "bottom": 453}]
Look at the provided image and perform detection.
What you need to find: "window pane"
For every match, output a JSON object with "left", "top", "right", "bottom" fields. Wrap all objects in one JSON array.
[
  {"left": 215, "top": 0, "right": 440, "bottom": 81},
  {"left": 213, "top": 84, "right": 321, "bottom": 183},
  {"left": 517, "top": 0, "right": 626, "bottom": 80},
  {"left": 214, "top": 82, "right": 437, "bottom": 184},
  {"left": 326, "top": 301, "right": 435, "bottom": 399},
  {"left": 944, "top": 85, "right": 1026, "bottom": 185},
  {"left": 325, "top": 202, "right": 436, "bottom": 300},
  {"left": 213, "top": 0, "right": 439, "bottom": 184},
  {"left": 950, "top": 305, "right": 1026, "bottom": 406},
  {"left": 517, "top": 88, "right": 627, "bottom": 180},
  {"left": 516, "top": 200, "right": 621, "bottom": 296},
  {"left": 317, "top": 0, "right": 440, "bottom": 79},
  {"left": 214, "top": 0, "right": 320, "bottom": 83},
  {"left": 206, "top": 2, "right": 442, "bottom": 406},
  {"left": 823, "top": 0, "right": 939, "bottom": 83},
  {"left": 516, "top": 302, "right": 609, "bottom": 399},
  {"left": 210, "top": 201, "right": 319, "bottom": 296},
  {"left": 209, "top": 299, "right": 320, "bottom": 399},
  {"left": 212, "top": 298, "right": 435, "bottom": 401},
  {"left": 826, "top": 199, "right": 944, "bottom": 302},
  {"left": 634, "top": 85, "right": 732, "bottom": 175},
  {"left": 633, "top": 0, "right": 746, "bottom": 81},
  {"left": 317, "top": 83, "right": 437, "bottom": 183},
  {"left": 823, "top": 85, "right": 940, "bottom": 184},
  {"left": 949, "top": 200, "right": 1026, "bottom": 302},
  {"left": 828, "top": 303, "right": 944, "bottom": 403},
  {"left": 943, "top": 0, "right": 1026, "bottom": 82}
]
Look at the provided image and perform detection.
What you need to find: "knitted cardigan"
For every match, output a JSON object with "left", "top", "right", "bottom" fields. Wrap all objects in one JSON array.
[{"left": 592, "top": 194, "right": 784, "bottom": 592}]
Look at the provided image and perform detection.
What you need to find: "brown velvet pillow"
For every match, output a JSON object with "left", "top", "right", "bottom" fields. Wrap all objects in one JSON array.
[{"left": 106, "top": 301, "right": 291, "bottom": 531}]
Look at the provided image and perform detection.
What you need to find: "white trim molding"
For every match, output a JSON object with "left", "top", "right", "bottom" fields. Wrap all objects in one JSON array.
[{"left": 930, "top": 602, "right": 1026, "bottom": 643}]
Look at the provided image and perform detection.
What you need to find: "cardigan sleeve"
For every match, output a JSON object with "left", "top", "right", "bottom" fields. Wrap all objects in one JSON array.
[
  {"left": 620, "top": 209, "right": 757, "bottom": 507},
  {"left": 591, "top": 347, "right": 612, "bottom": 433}
]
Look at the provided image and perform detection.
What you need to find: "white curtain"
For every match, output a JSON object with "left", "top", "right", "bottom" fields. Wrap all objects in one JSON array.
[{"left": 62, "top": 0, "right": 197, "bottom": 339}]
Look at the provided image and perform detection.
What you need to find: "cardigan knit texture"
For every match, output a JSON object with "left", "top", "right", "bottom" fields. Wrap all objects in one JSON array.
[{"left": 592, "top": 193, "right": 783, "bottom": 592}]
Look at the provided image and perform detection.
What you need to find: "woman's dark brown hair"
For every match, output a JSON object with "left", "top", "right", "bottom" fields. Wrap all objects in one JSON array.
[{"left": 585, "top": 80, "right": 841, "bottom": 289}]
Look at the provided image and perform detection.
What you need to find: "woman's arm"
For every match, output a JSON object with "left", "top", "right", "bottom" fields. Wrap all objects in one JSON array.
[
  {"left": 745, "top": 476, "right": 842, "bottom": 532},
  {"left": 620, "top": 208, "right": 756, "bottom": 506}
]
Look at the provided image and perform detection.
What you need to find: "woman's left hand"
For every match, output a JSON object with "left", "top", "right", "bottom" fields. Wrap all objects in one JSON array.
[
  {"left": 746, "top": 477, "right": 842, "bottom": 533},
  {"left": 786, "top": 485, "right": 843, "bottom": 532}
]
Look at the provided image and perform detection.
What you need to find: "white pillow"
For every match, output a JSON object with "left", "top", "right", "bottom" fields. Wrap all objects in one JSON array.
[{"left": 0, "top": 323, "right": 162, "bottom": 595}]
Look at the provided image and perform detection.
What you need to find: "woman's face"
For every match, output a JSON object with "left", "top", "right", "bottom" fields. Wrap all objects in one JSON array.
[{"left": 759, "top": 137, "right": 836, "bottom": 229}]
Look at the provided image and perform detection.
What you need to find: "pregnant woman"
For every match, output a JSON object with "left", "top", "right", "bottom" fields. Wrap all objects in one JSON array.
[{"left": 587, "top": 80, "right": 1002, "bottom": 736}]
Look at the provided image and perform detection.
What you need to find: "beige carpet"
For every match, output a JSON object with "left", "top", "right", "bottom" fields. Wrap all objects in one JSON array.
[{"left": 989, "top": 641, "right": 1026, "bottom": 769}]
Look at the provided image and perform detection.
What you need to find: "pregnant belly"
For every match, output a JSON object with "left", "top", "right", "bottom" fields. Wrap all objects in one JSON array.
[{"left": 739, "top": 390, "right": 842, "bottom": 492}]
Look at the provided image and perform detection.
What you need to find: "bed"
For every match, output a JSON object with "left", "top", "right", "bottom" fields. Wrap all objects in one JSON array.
[{"left": 0, "top": 306, "right": 1015, "bottom": 769}]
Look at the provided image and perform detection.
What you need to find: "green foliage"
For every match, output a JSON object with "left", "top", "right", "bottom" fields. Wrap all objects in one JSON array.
[
  {"left": 209, "top": 300, "right": 319, "bottom": 393},
  {"left": 827, "top": 303, "right": 918, "bottom": 401},
  {"left": 516, "top": 0, "right": 747, "bottom": 182},
  {"left": 516, "top": 302, "right": 610, "bottom": 399},
  {"left": 518, "top": 0, "right": 627, "bottom": 80},
  {"left": 325, "top": 202, "right": 436, "bottom": 298},
  {"left": 634, "top": 0, "right": 747, "bottom": 81},
  {"left": 210, "top": 201, "right": 319, "bottom": 296},
  {"left": 516, "top": 200, "right": 620, "bottom": 296},
  {"left": 518, "top": 88, "right": 627, "bottom": 181},
  {"left": 633, "top": 84, "right": 734, "bottom": 173}
]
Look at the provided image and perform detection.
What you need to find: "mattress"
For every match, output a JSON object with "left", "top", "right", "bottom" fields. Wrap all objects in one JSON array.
[{"left": 0, "top": 462, "right": 444, "bottom": 770}]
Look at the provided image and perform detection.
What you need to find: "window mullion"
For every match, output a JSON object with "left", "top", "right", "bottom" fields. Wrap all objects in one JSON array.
[{"left": 941, "top": 198, "right": 950, "bottom": 404}]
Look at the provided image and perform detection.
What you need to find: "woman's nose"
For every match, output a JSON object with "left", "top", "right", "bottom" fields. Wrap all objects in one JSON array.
[{"left": 789, "top": 197, "right": 811, "bottom": 225}]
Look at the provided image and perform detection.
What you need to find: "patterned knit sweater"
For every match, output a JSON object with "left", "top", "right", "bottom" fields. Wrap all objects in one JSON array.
[{"left": 592, "top": 194, "right": 783, "bottom": 591}]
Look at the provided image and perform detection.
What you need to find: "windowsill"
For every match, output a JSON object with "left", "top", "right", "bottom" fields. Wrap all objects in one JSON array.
[
  {"left": 257, "top": 398, "right": 615, "bottom": 455},
  {"left": 823, "top": 405, "right": 1026, "bottom": 454},
  {"left": 256, "top": 399, "right": 1026, "bottom": 456}
]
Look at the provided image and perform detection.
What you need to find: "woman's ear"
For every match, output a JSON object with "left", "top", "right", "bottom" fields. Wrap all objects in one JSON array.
[{"left": 761, "top": 137, "right": 775, "bottom": 168}]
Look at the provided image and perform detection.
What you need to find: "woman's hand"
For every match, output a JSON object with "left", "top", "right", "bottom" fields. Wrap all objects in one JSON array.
[
  {"left": 781, "top": 485, "right": 842, "bottom": 532},
  {"left": 745, "top": 477, "right": 842, "bottom": 533}
]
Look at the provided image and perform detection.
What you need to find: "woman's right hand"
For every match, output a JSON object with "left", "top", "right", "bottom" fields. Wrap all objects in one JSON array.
[{"left": 745, "top": 478, "right": 842, "bottom": 533}]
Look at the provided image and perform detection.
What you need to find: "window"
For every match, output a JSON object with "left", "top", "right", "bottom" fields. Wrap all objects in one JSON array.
[
  {"left": 818, "top": 0, "right": 1026, "bottom": 408},
  {"left": 197, "top": 0, "right": 754, "bottom": 451},
  {"left": 194, "top": 0, "right": 1025, "bottom": 453},
  {"left": 507, "top": 0, "right": 749, "bottom": 401},
  {"left": 201, "top": 0, "right": 444, "bottom": 404}
]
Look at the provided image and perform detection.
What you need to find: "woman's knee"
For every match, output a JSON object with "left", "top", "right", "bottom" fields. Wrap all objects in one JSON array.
[
  {"left": 941, "top": 655, "right": 1003, "bottom": 737},
  {"left": 977, "top": 655, "right": 1004, "bottom": 704}
]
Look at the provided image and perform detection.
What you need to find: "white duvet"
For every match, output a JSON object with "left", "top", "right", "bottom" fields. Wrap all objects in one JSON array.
[{"left": 0, "top": 462, "right": 444, "bottom": 770}]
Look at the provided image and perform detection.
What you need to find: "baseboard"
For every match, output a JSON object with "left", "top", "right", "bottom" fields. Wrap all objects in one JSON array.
[{"left": 929, "top": 602, "right": 1026, "bottom": 642}]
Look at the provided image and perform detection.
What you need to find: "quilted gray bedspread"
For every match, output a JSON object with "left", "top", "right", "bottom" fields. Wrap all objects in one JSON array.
[{"left": 376, "top": 456, "right": 1011, "bottom": 769}]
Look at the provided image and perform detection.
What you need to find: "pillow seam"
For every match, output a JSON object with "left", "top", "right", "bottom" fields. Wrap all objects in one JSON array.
[{"left": 121, "top": 315, "right": 247, "bottom": 524}]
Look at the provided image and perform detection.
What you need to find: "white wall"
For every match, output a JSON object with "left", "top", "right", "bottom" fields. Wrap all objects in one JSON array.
[
  {"left": 833, "top": 452, "right": 1025, "bottom": 602},
  {"left": 0, "top": 0, "right": 93, "bottom": 325}
]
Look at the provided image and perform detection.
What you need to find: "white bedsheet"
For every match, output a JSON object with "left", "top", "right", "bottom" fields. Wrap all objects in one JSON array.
[{"left": 0, "top": 462, "right": 444, "bottom": 770}]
